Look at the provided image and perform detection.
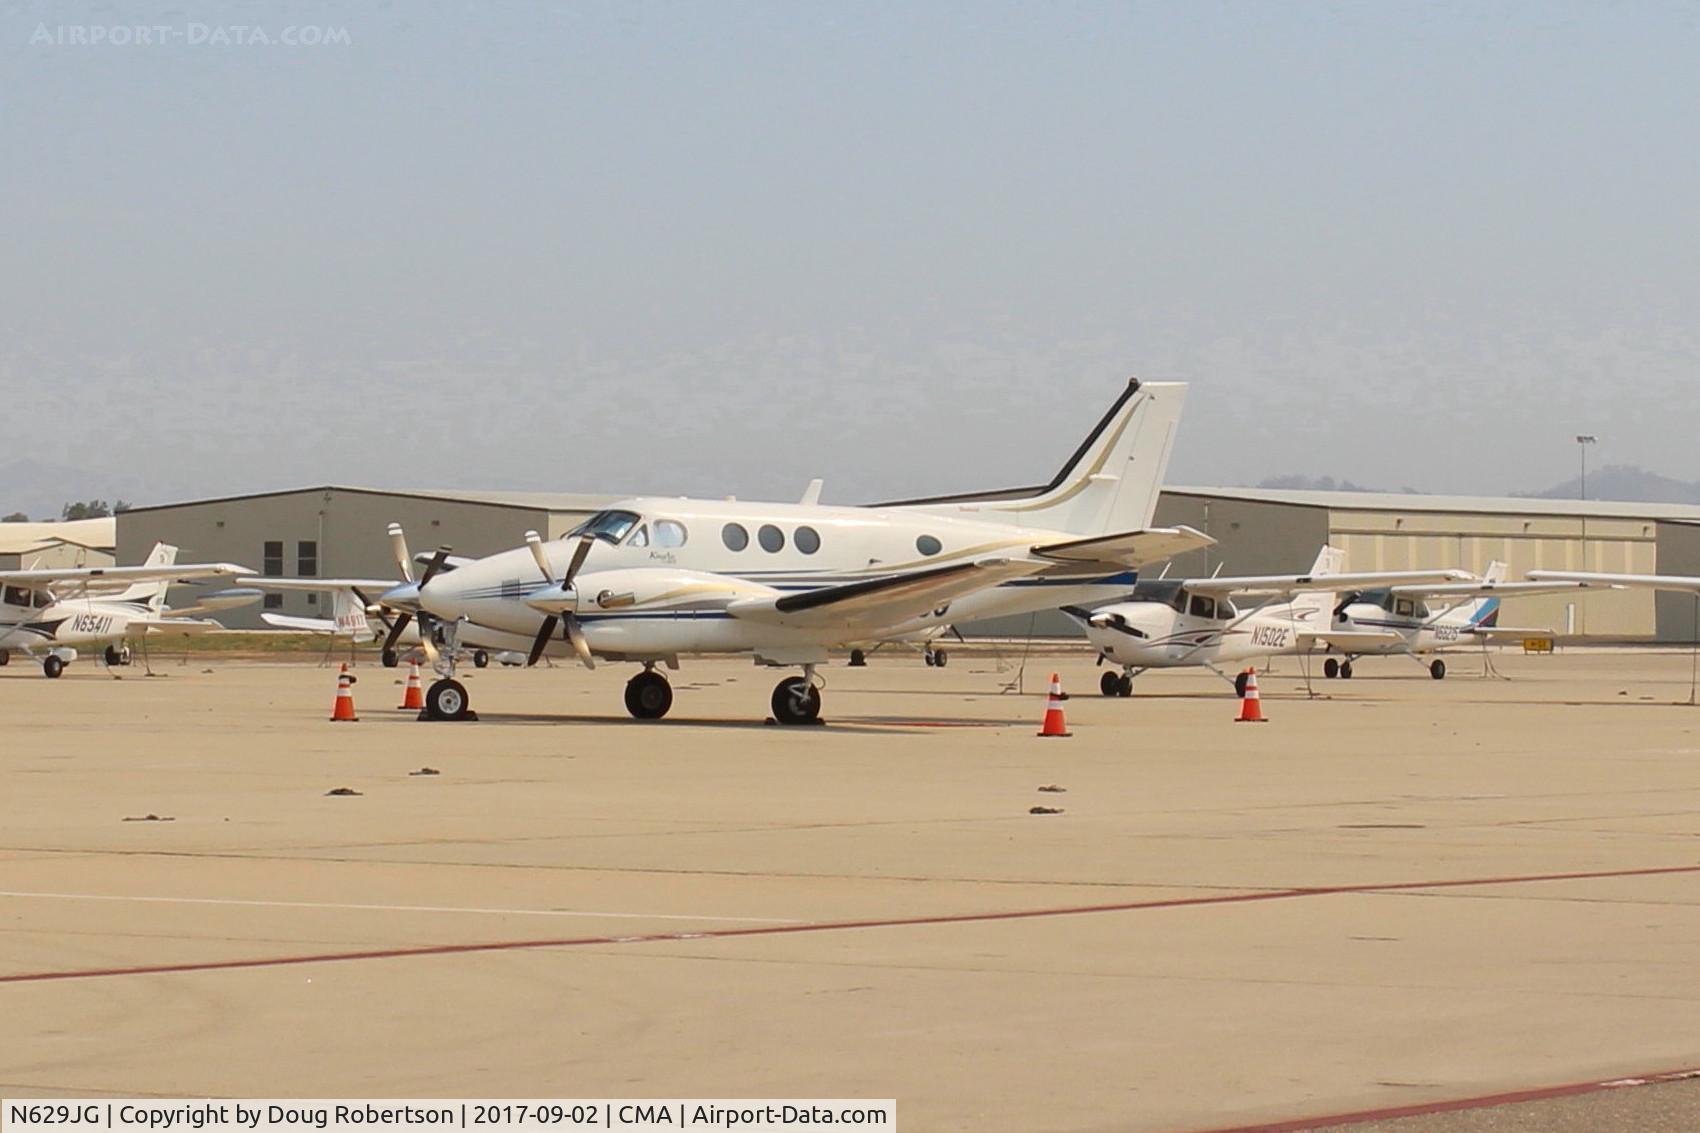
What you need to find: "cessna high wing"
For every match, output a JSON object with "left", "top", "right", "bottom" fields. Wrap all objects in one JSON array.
[
  {"left": 0, "top": 544, "right": 256, "bottom": 677},
  {"left": 381, "top": 378, "right": 1211, "bottom": 723},
  {"left": 1322, "top": 563, "right": 1611, "bottom": 680},
  {"left": 1065, "top": 546, "right": 1471, "bottom": 696},
  {"left": 247, "top": 576, "right": 541, "bottom": 667}
]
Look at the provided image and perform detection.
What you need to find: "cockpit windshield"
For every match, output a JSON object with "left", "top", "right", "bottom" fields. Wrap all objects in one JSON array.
[{"left": 567, "top": 509, "right": 642, "bottom": 545}]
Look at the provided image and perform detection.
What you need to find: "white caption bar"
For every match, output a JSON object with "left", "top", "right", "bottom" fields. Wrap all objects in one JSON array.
[{"left": 2, "top": 1101, "right": 895, "bottom": 1133}]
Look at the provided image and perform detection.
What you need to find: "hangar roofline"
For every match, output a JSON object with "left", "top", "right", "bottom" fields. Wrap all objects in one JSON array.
[
  {"left": 1166, "top": 486, "right": 1700, "bottom": 523},
  {"left": 118, "top": 485, "right": 619, "bottom": 515}
]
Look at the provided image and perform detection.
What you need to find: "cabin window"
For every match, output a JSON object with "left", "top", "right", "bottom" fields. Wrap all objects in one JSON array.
[
  {"left": 569, "top": 509, "right": 641, "bottom": 545},
  {"left": 758, "top": 524, "right": 785, "bottom": 553},
  {"left": 262, "top": 540, "right": 283, "bottom": 576},
  {"left": 3, "top": 586, "right": 29, "bottom": 607},
  {"left": 1395, "top": 598, "right": 1416, "bottom": 618},
  {"left": 297, "top": 540, "right": 317, "bottom": 577},
  {"left": 1218, "top": 598, "right": 1238, "bottom": 619},
  {"left": 654, "top": 520, "right": 688, "bottom": 548},
  {"left": 626, "top": 524, "right": 650, "bottom": 548},
  {"left": 722, "top": 523, "right": 749, "bottom": 551},
  {"left": 1169, "top": 590, "right": 1189, "bottom": 613},
  {"left": 916, "top": 534, "right": 942, "bottom": 556},
  {"left": 794, "top": 526, "right": 821, "bottom": 555},
  {"left": 1189, "top": 595, "right": 1215, "bottom": 619}
]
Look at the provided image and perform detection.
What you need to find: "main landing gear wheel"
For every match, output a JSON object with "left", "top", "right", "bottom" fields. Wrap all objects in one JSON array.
[
  {"left": 1101, "top": 670, "right": 1121, "bottom": 697},
  {"left": 472, "top": 650, "right": 490, "bottom": 669},
  {"left": 1118, "top": 673, "right": 1133, "bottom": 697},
  {"left": 1340, "top": 661, "right": 1354, "bottom": 680},
  {"left": 103, "top": 644, "right": 129, "bottom": 667},
  {"left": 771, "top": 676, "right": 822, "bottom": 725},
  {"left": 932, "top": 648, "right": 948, "bottom": 668},
  {"left": 624, "top": 670, "right": 674, "bottom": 720},
  {"left": 1430, "top": 659, "right": 1447, "bottom": 680},
  {"left": 424, "top": 678, "right": 472, "bottom": 720},
  {"left": 381, "top": 648, "right": 400, "bottom": 669},
  {"left": 42, "top": 655, "right": 65, "bottom": 679},
  {"left": 1323, "top": 658, "right": 1340, "bottom": 679},
  {"left": 1234, "top": 671, "right": 1250, "bottom": 698},
  {"left": 0, "top": 650, "right": 11, "bottom": 666}
]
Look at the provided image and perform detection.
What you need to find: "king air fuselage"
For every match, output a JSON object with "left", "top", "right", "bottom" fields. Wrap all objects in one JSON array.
[{"left": 419, "top": 499, "right": 1136, "bottom": 663}]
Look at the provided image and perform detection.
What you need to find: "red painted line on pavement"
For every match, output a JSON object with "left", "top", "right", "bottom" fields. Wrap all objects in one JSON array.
[
  {"left": 1187, "top": 1066, "right": 1700, "bottom": 1132},
  {"left": 3, "top": 862, "right": 1697, "bottom": 985}
]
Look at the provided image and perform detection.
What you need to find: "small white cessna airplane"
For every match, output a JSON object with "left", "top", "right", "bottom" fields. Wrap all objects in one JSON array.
[
  {"left": 0, "top": 544, "right": 256, "bottom": 677},
  {"left": 248, "top": 574, "right": 540, "bottom": 667},
  {"left": 1066, "top": 546, "right": 1472, "bottom": 696},
  {"left": 381, "top": 378, "right": 1212, "bottom": 723},
  {"left": 1322, "top": 564, "right": 1608, "bottom": 680}
]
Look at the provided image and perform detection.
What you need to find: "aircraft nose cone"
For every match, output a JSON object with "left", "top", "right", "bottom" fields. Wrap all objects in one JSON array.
[{"left": 379, "top": 581, "right": 421, "bottom": 612}]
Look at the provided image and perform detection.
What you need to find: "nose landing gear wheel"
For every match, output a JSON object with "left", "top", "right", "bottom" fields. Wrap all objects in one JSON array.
[
  {"left": 1323, "top": 658, "right": 1339, "bottom": 679},
  {"left": 771, "top": 676, "right": 822, "bottom": 725},
  {"left": 1430, "top": 659, "right": 1447, "bottom": 680},
  {"left": 42, "top": 655, "right": 65, "bottom": 679},
  {"left": 1100, "top": 670, "right": 1121, "bottom": 697},
  {"left": 625, "top": 671, "right": 674, "bottom": 720},
  {"left": 424, "top": 678, "right": 473, "bottom": 720}
]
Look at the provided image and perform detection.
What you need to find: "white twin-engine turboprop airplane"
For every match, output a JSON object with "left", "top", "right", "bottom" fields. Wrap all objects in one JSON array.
[
  {"left": 1066, "top": 546, "right": 1474, "bottom": 696},
  {"left": 381, "top": 378, "right": 1211, "bottom": 723},
  {"left": 0, "top": 544, "right": 257, "bottom": 677}
]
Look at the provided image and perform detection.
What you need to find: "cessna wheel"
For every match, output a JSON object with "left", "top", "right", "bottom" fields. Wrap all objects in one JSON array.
[
  {"left": 1118, "top": 673, "right": 1134, "bottom": 697},
  {"left": 104, "top": 644, "right": 129, "bottom": 667},
  {"left": 1100, "top": 670, "right": 1121, "bottom": 697},
  {"left": 771, "top": 676, "right": 821, "bottom": 725},
  {"left": 1323, "top": 658, "right": 1339, "bottom": 679},
  {"left": 624, "top": 671, "right": 674, "bottom": 720},
  {"left": 933, "top": 649, "right": 949, "bottom": 668},
  {"left": 1430, "top": 659, "right": 1447, "bottom": 680},
  {"left": 0, "top": 650, "right": 10, "bottom": 666},
  {"left": 42, "top": 655, "right": 65, "bottom": 679},
  {"left": 424, "top": 678, "right": 471, "bottom": 720},
  {"left": 923, "top": 651, "right": 936, "bottom": 667},
  {"left": 473, "top": 650, "right": 490, "bottom": 669}
]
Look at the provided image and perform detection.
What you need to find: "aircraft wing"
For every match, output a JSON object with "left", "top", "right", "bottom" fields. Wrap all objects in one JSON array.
[
  {"left": 244, "top": 576, "right": 401, "bottom": 593},
  {"left": 1184, "top": 568, "right": 1469, "bottom": 600},
  {"left": 727, "top": 558, "right": 1045, "bottom": 632},
  {"left": 1388, "top": 579, "right": 1616, "bottom": 599},
  {"left": 1031, "top": 526, "right": 1214, "bottom": 568},
  {"left": 0, "top": 562, "right": 254, "bottom": 589},
  {"left": 261, "top": 612, "right": 339, "bottom": 633},
  {"left": 1528, "top": 570, "right": 1700, "bottom": 594}
]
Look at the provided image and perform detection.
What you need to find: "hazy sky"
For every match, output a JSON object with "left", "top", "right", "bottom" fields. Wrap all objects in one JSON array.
[{"left": 4, "top": 1, "right": 1697, "bottom": 512}]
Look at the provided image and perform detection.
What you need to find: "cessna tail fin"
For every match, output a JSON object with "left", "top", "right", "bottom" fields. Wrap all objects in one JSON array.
[
  {"left": 115, "top": 543, "right": 178, "bottom": 611},
  {"left": 1290, "top": 545, "right": 1346, "bottom": 623}
]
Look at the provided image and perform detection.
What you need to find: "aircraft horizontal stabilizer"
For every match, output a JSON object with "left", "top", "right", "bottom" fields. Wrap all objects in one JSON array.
[
  {"left": 1032, "top": 526, "right": 1213, "bottom": 568},
  {"left": 261, "top": 613, "right": 341, "bottom": 633},
  {"left": 728, "top": 558, "right": 1044, "bottom": 631},
  {"left": 1296, "top": 629, "right": 1403, "bottom": 647}
]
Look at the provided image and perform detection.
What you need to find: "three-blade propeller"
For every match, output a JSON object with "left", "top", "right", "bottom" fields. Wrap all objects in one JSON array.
[{"left": 525, "top": 530, "right": 596, "bottom": 669}]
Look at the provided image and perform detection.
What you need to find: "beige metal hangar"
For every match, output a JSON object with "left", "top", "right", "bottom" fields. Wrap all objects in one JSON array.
[
  {"left": 115, "top": 486, "right": 616, "bottom": 629},
  {"left": 1156, "top": 487, "right": 1700, "bottom": 643},
  {"left": 0, "top": 517, "right": 115, "bottom": 572}
]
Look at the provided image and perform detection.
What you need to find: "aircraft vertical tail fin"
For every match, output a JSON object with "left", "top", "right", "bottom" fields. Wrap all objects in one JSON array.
[
  {"left": 1290, "top": 545, "right": 1346, "bottom": 622},
  {"left": 881, "top": 379, "right": 1188, "bottom": 535},
  {"left": 331, "top": 589, "right": 371, "bottom": 637},
  {"left": 115, "top": 543, "right": 179, "bottom": 611},
  {"left": 1456, "top": 561, "right": 1508, "bottom": 627}
]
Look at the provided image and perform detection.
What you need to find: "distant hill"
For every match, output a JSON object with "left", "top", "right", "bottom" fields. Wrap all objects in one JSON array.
[
  {"left": 1515, "top": 464, "right": 1700, "bottom": 506},
  {"left": 1255, "top": 475, "right": 1420, "bottom": 494}
]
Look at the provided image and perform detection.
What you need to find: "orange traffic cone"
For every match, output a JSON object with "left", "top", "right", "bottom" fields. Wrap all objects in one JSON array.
[
  {"left": 1235, "top": 667, "right": 1266, "bottom": 723},
  {"left": 330, "top": 662, "right": 359, "bottom": 722},
  {"left": 1037, "top": 672, "right": 1072, "bottom": 737},
  {"left": 398, "top": 661, "right": 424, "bottom": 710}
]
